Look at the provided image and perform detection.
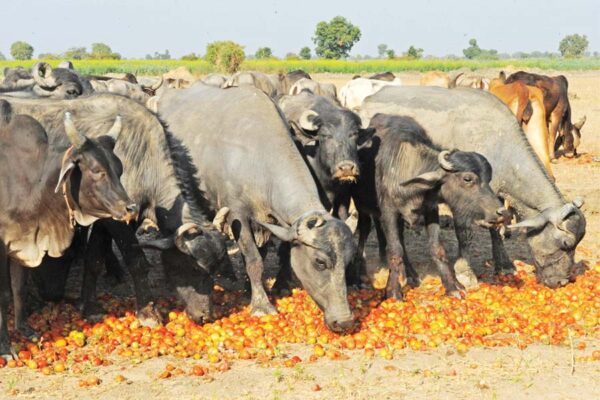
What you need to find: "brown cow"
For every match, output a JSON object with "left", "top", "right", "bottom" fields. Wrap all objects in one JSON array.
[
  {"left": 489, "top": 77, "right": 553, "bottom": 179},
  {"left": 504, "top": 71, "right": 585, "bottom": 159},
  {"left": 420, "top": 71, "right": 464, "bottom": 88}
]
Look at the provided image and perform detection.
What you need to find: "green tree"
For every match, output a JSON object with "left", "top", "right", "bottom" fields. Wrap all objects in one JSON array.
[
  {"left": 406, "top": 45, "right": 424, "bottom": 59},
  {"left": 181, "top": 52, "right": 199, "bottom": 61},
  {"left": 386, "top": 49, "right": 395, "bottom": 59},
  {"left": 90, "top": 42, "right": 120, "bottom": 59},
  {"left": 10, "top": 41, "right": 34, "bottom": 60},
  {"left": 205, "top": 41, "right": 245, "bottom": 73},
  {"left": 312, "top": 16, "right": 361, "bottom": 59},
  {"left": 559, "top": 34, "right": 589, "bottom": 57},
  {"left": 377, "top": 44, "right": 388, "bottom": 58},
  {"left": 255, "top": 47, "right": 273, "bottom": 59},
  {"left": 63, "top": 47, "right": 88, "bottom": 60},
  {"left": 299, "top": 46, "right": 311, "bottom": 60},
  {"left": 463, "top": 38, "right": 481, "bottom": 59}
]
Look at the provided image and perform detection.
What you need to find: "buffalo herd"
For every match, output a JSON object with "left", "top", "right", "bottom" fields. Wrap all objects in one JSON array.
[{"left": 0, "top": 62, "right": 587, "bottom": 356}]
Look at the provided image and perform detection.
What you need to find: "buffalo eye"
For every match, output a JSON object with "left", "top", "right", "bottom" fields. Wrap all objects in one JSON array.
[
  {"left": 463, "top": 175, "right": 473, "bottom": 184},
  {"left": 91, "top": 169, "right": 106, "bottom": 181},
  {"left": 314, "top": 258, "right": 327, "bottom": 271}
]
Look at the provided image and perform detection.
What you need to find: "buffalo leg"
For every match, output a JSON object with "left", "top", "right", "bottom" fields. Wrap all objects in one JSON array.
[
  {"left": 10, "top": 262, "right": 35, "bottom": 338},
  {"left": 380, "top": 207, "right": 406, "bottom": 300},
  {"left": 272, "top": 242, "right": 293, "bottom": 295},
  {"left": 0, "top": 242, "right": 11, "bottom": 356},
  {"left": 102, "top": 220, "right": 160, "bottom": 325},
  {"left": 234, "top": 217, "right": 276, "bottom": 316},
  {"left": 424, "top": 205, "right": 464, "bottom": 296},
  {"left": 82, "top": 224, "right": 111, "bottom": 319},
  {"left": 373, "top": 218, "right": 387, "bottom": 263},
  {"left": 104, "top": 246, "right": 125, "bottom": 284},
  {"left": 397, "top": 217, "right": 419, "bottom": 286},
  {"left": 453, "top": 220, "right": 479, "bottom": 288},
  {"left": 490, "top": 229, "right": 515, "bottom": 275}
]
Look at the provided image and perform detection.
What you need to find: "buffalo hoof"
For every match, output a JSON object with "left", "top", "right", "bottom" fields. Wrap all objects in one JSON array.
[
  {"left": 137, "top": 302, "right": 163, "bottom": 328},
  {"left": 454, "top": 259, "right": 479, "bottom": 289},
  {"left": 250, "top": 301, "right": 277, "bottom": 317},
  {"left": 16, "top": 324, "right": 37, "bottom": 340},
  {"left": 82, "top": 302, "right": 106, "bottom": 322}
]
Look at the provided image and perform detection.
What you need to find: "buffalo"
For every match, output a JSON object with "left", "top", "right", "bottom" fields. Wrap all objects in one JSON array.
[{"left": 0, "top": 100, "right": 136, "bottom": 356}]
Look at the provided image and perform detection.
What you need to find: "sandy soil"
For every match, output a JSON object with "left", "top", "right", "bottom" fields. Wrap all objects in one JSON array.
[{"left": 0, "top": 70, "right": 599, "bottom": 399}]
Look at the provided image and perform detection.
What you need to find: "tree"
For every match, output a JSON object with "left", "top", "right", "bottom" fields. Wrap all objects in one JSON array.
[
  {"left": 377, "top": 44, "right": 388, "bottom": 58},
  {"left": 559, "top": 34, "right": 589, "bottom": 58},
  {"left": 255, "top": 47, "right": 273, "bottom": 59},
  {"left": 285, "top": 52, "right": 299, "bottom": 60},
  {"left": 463, "top": 38, "right": 481, "bottom": 59},
  {"left": 205, "top": 41, "right": 245, "bottom": 73},
  {"left": 406, "top": 45, "right": 424, "bottom": 59},
  {"left": 63, "top": 47, "right": 88, "bottom": 60},
  {"left": 312, "top": 16, "right": 361, "bottom": 59},
  {"left": 299, "top": 46, "right": 311, "bottom": 60},
  {"left": 462, "top": 38, "right": 498, "bottom": 59},
  {"left": 386, "top": 49, "right": 395, "bottom": 59},
  {"left": 10, "top": 41, "right": 34, "bottom": 60},
  {"left": 181, "top": 52, "right": 199, "bottom": 61},
  {"left": 0, "top": 52, "right": 5, "bottom": 61},
  {"left": 90, "top": 43, "right": 120, "bottom": 59}
]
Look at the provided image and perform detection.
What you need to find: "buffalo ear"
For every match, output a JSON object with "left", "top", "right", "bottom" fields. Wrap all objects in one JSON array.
[
  {"left": 257, "top": 221, "right": 296, "bottom": 242},
  {"left": 357, "top": 127, "right": 375, "bottom": 148},
  {"left": 400, "top": 170, "right": 445, "bottom": 194},
  {"left": 54, "top": 160, "right": 76, "bottom": 193}
]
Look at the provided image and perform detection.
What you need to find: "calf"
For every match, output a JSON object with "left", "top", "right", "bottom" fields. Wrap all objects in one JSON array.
[
  {"left": 0, "top": 100, "right": 136, "bottom": 356},
  {"left": 353, "top": 114, "right": 508, "bottom": 299}
]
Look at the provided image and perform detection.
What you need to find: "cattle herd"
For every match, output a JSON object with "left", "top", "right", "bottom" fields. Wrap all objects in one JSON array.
[{"left": 0, "top": 62, "right": 588, "bottom": 357}]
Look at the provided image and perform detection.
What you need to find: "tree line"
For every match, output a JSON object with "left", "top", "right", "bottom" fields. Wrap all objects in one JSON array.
[{"left": 0, "top": 16, "right": 593, "bottom": 65}]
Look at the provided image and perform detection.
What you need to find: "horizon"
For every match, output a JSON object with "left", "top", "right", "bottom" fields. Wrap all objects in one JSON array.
[{"left": 1, "top": 0, "right": 598, "bottom": 59}]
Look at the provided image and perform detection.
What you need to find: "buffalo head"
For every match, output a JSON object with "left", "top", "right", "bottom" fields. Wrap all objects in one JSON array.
[
  {"left": 509, "top": 199, "right": 585, "bottom": 288},
  {"left": 292, "top": 107, "right": 374, "bottom": 184},
  {"left": 260, "top": 211, "right": 356, "bottom": 332},
  {"left": 57, "top": 112, "right": 138, "bottom": 225}
]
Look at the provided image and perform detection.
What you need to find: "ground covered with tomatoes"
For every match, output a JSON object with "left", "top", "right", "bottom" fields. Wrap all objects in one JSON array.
[{"left": 0, "top": 71, "right": 599, "bottom": 400}]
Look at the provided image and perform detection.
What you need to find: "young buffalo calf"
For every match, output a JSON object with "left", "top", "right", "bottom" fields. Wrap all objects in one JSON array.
[{"left": 353, "top": 114, "right": 509, "bottom": 299}]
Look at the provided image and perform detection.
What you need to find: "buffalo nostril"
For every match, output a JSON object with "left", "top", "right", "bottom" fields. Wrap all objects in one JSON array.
[{"left": 337, "top": 162, "right": 358, "bottom": 175}]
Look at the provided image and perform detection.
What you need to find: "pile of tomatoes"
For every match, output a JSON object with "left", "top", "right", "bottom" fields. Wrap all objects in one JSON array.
[{"left": 0, "top": 262, "right": 599, "bottom": 374}]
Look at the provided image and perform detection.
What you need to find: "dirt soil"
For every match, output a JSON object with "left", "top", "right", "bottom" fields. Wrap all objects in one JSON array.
[{"left": 0, "top": 71, "right": 599, "bottom": 400}]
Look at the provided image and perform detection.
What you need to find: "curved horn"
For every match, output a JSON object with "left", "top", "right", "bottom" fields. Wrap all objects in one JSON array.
[
  {"left": 63, "top": 112, "right": 86, "bottom": 148},
  {"left": 150, "top": 75, "right": 164, "bottom": 91},
  {"left": 449, "top": 72, "right": 464, "bottom": 88},
  {"left": 554, "top": 203, "right": 578, "bottom": 223},
  {"left": 105, "top": 115, "right": 122, "bottom": 141},
  {"left": 438, "top": 150, "right": 455, "bottom": 171},
  {"left": 212, "top": 207, "right": 230, "bottom": 232},
  {"left": 298, "top": 110, "right": 319, "bottom": 131},
  {"left": 574, "top": 115, "right": 586, "bottom": 130},
  {"left": 507, "top": 213, "right": 549, "bottom": 231},
  {"left": 32, "top": 62, "right": 53, "bottom": 87}
]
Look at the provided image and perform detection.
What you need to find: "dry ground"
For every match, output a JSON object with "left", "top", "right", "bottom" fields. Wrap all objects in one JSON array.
[{"left": 0, "top": 70, "right": 599, "bottom": 400}]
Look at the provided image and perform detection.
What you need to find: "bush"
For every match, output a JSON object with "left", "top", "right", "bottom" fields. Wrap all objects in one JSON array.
[
  {"left": 181, "top": 52, "right": 200, "bottom": 61},
  {"left": 90, "top": 43, "right": 121, "bottom": 60},
  {"left": 10, "top": 41, "right": 34, "bottom": 60},
  {"left": 559, "top": 34, "right": 589, "bottom": 58},
  {"left": 63, "top": 47, "right": 89, "bottom": 60},
  {"left": 205, "top": 41, "right": 245, "bottom": 73}
]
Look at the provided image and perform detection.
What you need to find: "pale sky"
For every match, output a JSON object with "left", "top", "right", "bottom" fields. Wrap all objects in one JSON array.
[{"left": 1, "top": 0, "right": 598, "bottom": 58}]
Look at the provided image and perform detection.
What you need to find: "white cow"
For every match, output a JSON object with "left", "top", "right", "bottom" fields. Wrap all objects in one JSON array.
[{"left": 339, "top": 77, "right": 402, "bottom": 111}]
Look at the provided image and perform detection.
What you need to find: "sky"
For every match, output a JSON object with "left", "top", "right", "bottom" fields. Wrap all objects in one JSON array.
[{"left": 1, "top": 0, "right": 598, "bottom": 58}]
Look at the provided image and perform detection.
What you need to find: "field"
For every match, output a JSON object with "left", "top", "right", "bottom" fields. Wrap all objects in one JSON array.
[
  {"left": 0, "top": 69, "right": 599, "bottom": 399},
  {"left": 2, "top": 57, "right": 600, "bottom": 76}
]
